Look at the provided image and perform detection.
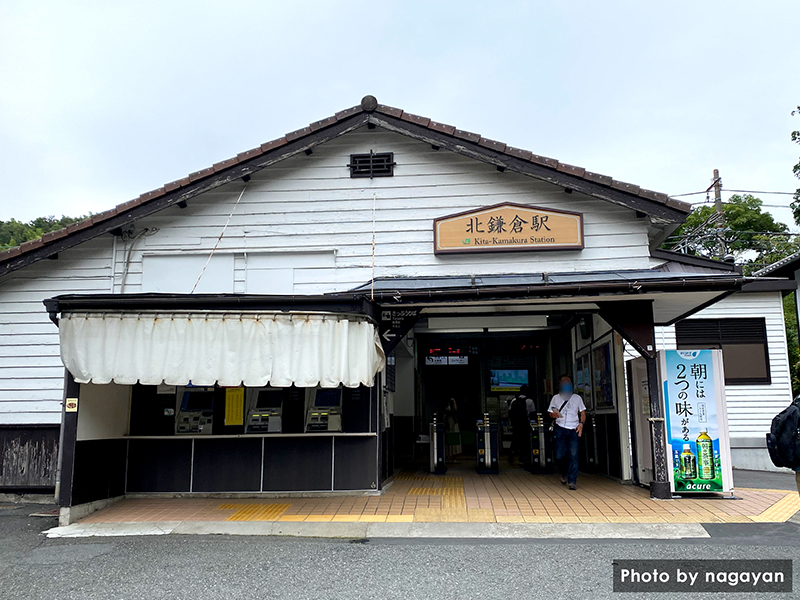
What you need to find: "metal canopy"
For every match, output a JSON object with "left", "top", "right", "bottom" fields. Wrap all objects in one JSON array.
[
  {"left": 350, "top": 270, "right": 747, "bottom": 325},
  {"left": 45, "top": 268, "right": 754, "bottom": 335}
]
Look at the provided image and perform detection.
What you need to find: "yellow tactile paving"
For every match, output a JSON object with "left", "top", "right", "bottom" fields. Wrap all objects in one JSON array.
[
  {"left": 751, "top": 491, "right": 800, "bottom": 522},
  {"left": 442, "top": 496, "right": 467, "bottom": 509},
  {"left": 356, "top": 515, "right": 386, "bottom": 522},
  {"left": 221, "top": 503, "right": 291, "bottom": 522},
  {"left": 407, "top": 487, "right": 443, "bottom": 496},
  {"left": 413, "top": 508, "right": 443, "bottom": 522},
  {"left": 386, "top": 515, "right": 414, "bottom": 523},
  {"left": 76, "top": 465, "right": 800, "bottom": 526},
  {"left": 468, "top": 509, "right": 496, "bottom": 522},
  {"left": 442, "top": 477, "right": 464, "bottom": 487}
]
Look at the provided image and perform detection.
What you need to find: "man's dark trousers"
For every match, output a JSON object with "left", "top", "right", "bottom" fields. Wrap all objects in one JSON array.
[{"left": 553, "top": 424, "right": 580, "bottom": 484}]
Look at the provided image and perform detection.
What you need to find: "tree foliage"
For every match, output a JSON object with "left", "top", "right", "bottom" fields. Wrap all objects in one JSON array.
[
  {"left": 790, "top": 106, "right": 800, "bottom": 226},
  {"left": 0, "top": 215, "right": 88, "bottom": 249},
  {"left": 784, "top": 293, "right": 800, "bottom": 396},
  {"left": 661, "top": 194, "right": 798, "bottom": 274}
]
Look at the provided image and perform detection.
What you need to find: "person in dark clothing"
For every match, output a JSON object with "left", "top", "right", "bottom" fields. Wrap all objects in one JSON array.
[{"left": 508, "top": 384, "right": 535, "bottom": 467}]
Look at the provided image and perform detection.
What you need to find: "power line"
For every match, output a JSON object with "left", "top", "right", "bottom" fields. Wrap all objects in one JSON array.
[
  {"left": 665, "top": 230, "right": 800, "bottom": 238},
  {"left": 692, "top": 201, "right": 795, "bottom": 209},
  {"left": 673, "top": 189, "right": 796, "bottom": 198}
]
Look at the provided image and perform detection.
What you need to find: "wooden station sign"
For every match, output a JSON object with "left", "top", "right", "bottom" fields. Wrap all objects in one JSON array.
[{"left": 433, "top": 202, "right": 584, "bottom": 254}]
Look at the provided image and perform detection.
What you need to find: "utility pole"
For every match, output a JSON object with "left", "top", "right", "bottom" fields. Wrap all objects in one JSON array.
[{"left": 713, "top": 169, "right": 724, "bottom": 258}]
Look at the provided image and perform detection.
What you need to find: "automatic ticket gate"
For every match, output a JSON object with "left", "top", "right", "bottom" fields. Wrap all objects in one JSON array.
[
  {"left": 529, "top": 412, "right": 554, "bottom": 472},
  {"left": 429, "top": 417, "right": 447, "bottom": 474},
  {"left": 476, "top": 413, "right": 499, "bottom": 474}
]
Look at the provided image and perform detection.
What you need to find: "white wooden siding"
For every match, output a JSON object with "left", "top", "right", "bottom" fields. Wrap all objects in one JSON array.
[
  {"left": 0, "top": 128, "right": 659, "bottom": 425},
  {"left": 655, "top": 292, "right": 792, "bottom": 438},
  {"left": 0, "top": 238, "right": 113, "bottom": 424},
  {"left": 113, "top": 130, "right": 655, "bottom": 295}
]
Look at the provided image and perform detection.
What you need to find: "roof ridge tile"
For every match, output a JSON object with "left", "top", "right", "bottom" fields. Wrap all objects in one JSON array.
[
  {"left": 334, "top": 105, "right": 363, "bottom": 120},
  {"left": 374, "top": 104, "right": 403, "bottom": 118},
  {"left": 400, "top": 112, "right": 431, "bottom": 127},
  {"left": 478, "top": 137, "right": 507, "bottom": 152},
  {"left": 453, "top": 129, "right": 481, "bottom": 143}
]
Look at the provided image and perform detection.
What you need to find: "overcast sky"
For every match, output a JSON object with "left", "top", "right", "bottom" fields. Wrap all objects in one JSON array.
[{"left": 1, "top": 1, "right": 798, "bottom": 227}]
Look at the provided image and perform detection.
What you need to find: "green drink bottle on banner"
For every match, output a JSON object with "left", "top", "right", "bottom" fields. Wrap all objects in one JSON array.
[
  {"left": 696, "top": 430, "right": 715, "bottom": 480},
  {"left": 680, "top": 444, "right": 697, "bottom": 479}
]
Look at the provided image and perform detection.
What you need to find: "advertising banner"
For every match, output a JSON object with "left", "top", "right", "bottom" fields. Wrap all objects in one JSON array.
[{"left": 659, "top": 349, "right": 733, "bottom": 494}]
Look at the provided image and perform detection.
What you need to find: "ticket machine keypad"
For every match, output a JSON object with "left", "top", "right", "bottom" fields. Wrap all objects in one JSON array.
[
  {"left": 176, "top": 411, "right": 213, "bottom": 434},
  {"left": 306, "top": 408, "right": 342, "bottom": 432},
  {"left": 246, "top": 410, "right": 282, "bottom": 434}
]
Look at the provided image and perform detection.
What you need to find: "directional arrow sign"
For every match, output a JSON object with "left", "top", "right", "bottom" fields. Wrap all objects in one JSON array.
[{"left": 378, "top": 309, "right": 420, "bottom": 354}]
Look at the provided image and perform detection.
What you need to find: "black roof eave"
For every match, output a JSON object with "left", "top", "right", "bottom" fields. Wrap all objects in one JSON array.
[
  {"left": 45, "top": 274, "right": 743, "bottom": 324},
  {"left": 43, "top": 293, "right": 381, "bottom": 326}
]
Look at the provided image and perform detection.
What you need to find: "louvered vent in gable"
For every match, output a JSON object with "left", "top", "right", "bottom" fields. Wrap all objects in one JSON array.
[{"left": 348, "top": 151, "right": 395, "bottom": 178}]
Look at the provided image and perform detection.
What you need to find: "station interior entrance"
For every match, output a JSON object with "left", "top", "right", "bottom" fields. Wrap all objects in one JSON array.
[{"left": 390, "top": 311, "right": 628, "bottom": 482}]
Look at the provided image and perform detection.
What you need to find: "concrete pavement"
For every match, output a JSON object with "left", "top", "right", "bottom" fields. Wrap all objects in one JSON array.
[{"left": 2, "top": 504, "right": 800, "bottom": 600}]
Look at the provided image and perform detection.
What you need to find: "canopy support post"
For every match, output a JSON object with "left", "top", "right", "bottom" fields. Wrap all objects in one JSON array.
[
  {"left": 57, "top": 370, "right": 80, "bottom": 508},
  {"left": 597, "top": 300, "right": 671, "bottom": 500}
]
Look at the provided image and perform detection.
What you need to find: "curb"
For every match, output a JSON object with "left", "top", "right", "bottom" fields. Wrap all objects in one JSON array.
[{"left": 44, "top": 521, "right": 710, "bottom": 540}]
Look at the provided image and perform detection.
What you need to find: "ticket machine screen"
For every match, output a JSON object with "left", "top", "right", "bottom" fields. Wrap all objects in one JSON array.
[
  {"left": 182, "top": 392, "right": 215, "bottom": 411},
  {"left": 315, "top": 389, "right": 342, "bottom": 407},
  {"left": 257, "top": 391, "right": 284, "bottom": 409}
]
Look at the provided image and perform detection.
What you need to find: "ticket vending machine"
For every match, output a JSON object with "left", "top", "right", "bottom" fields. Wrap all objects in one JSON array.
[
  {"left": 304, "top": 387, "right": 343, "bottom": 432},
  {"left": 476, "top": 413, "right": 499, "bottom": 474},
  {"left": 175, "top": 386, "right": 215, "bottom": 435},
  {"left": 246, "top": 388, "right": 285, "bottom": 434}
]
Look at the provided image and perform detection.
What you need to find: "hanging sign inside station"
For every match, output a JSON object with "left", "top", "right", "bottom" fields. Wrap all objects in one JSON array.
[
  {"left": 379, "top": 309, "right": 420, "bottom": 354},
  {"left": 433, "top": 202, "right": 584, "bottom": 254},
  {"left": 659, "top": 349, "right": 733, "bottom": 494}
]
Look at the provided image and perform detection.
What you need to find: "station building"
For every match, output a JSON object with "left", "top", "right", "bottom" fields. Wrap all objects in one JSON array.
[{"left": 0, "top": 96, "right": 794, "bottom": 517}]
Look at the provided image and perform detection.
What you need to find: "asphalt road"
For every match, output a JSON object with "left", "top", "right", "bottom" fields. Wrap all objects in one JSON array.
[{"left": 1, "top": 504, "right": 799, "bottom": 600}]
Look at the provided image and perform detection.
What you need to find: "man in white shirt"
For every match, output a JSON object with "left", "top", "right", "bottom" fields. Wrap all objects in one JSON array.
[{"left": 547, "top": 374, "right": 587, "bottom": 490}]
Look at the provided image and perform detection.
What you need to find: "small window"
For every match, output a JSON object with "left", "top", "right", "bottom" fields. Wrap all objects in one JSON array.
[
  {"left": 675, "top": 318, "right": 770, "bottom": 385},
  {"left": 348, "top": 151, "right": 395, "bottom": 178}
]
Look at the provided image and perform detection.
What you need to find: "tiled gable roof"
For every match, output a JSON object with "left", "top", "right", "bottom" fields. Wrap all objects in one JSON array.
[{"left": 0, "top": 96, "right": 690, "bottom": 275}]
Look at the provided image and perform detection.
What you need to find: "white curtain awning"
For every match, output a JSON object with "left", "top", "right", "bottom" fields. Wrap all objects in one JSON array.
[{"left": 59, "top": 312, "right": 386, "bottom": 388}]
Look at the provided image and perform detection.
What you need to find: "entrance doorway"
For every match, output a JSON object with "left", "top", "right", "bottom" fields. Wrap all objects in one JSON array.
[
  {"left": 392, "top": 314, "right": 629, "bottom": 485},
  {"left": 417, "top": 332, "right": 546, "bottom": 466}
]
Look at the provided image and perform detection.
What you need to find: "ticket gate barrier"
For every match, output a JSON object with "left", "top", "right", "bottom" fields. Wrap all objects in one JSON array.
[
  {"left": 429, "top": 418, "right": 447, "bottom": 474},
  {"left": 476, "top": 413, "right": 499, "bottom": 474},
  {"left": 529, "top": 412, "right": 554, "bottom": 473}
]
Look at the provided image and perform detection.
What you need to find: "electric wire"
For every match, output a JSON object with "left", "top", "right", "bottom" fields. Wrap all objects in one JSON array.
[
  {"left": 673, "top": 189, "right": 797, "bottom": 198},
  {"left": 191, "top": 184, "right": 247, "bottom": 294}
]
